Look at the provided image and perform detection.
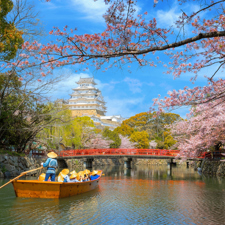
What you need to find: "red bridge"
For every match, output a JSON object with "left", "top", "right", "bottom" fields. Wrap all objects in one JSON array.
[
  {"left": 59, "top": 149, "right": 181, "bottom": 158},
  {"left": 57, "top": 149, "right": 210, "bottom": 170},
  {"left": 59, "top": 148, "right": 208, "bottom": 159}
]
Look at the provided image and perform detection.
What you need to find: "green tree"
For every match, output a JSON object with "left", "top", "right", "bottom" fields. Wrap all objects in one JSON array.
[
  {"left": 0, "top": 72, "right": 61, "bottom": 152},
  {"left": 114, "top": 112, "right": 181, "bottom": 149},
  {"left": 130, "top": 131, "right": 149, "bottom": 149},
  {"left": 114, "top": 124, "right": 134, "bottom": 136},
  {"left": 40, "top": 115, "right": 96, "bottom": 150},
  {"left": 0, "top": 0, "right": 23, "bottom": 60},
  {"left": 103, "top": 127, "right": 121, "bottom": 148}
]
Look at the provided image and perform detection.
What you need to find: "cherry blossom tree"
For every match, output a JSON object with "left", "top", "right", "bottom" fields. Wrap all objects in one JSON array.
[
  {"left": 12, "top": 0, "right": 225, "bottom": 87},
  {"left": 84, "top": 133, "right": 113, "bottom": 149},
  {"left": 119, "top": 135, "right": 137, "bottom": 149},
  {"left": 169, "top": 99, "right": 225, "bottom": 158},
  {"left": 3, "top": 0, "right": 225, "bottom": 156}
]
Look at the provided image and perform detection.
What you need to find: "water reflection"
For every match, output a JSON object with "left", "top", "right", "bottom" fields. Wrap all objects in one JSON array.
[{"left": 1, "top": 165, "right": 225, "bottom": 225}]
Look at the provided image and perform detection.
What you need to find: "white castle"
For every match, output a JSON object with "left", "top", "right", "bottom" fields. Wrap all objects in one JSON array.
[{"left": 65, "top": 77, "right": 124, "bottom": 129}]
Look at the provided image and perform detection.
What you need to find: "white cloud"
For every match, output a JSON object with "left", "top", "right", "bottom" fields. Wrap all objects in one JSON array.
[
  {"left": 105, "top": 96, "right": 144, "bottom": 118},
  {"left": 48, "top": 71, "right": 90, "bottom": 100},
  {"left": 146, "top": 82, "right": 155, "bottom": 86},
  {"left": 70, "top": 0, "right": 141, "bottom": 23},
  {"left": 70, "top": 0, "right": 108, "bottom": 22},
  {"left": 124, "top": 77, "right": 142, "bottom": 93},
  {"left": 160, "top": 82, "right": 173, "bottom": 91},
  {"left": 156, "top": 6, "right": 181, "bottom": 27}
]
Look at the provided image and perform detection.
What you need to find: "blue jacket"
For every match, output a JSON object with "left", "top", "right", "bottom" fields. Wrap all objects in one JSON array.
[
  {"left": 43, "top": 158, "right": 58, "bottom": 174},
  {"left": 90, "top": 174, "right": 100, "bottom": 180}
]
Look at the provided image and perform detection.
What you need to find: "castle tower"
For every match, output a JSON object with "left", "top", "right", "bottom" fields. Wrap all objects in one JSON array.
[{"left": 68, "top": 77, "right": 107, "bottom": 117}]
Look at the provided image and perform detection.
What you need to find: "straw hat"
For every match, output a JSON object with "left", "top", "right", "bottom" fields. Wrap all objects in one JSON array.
[
  {"left": 77, "top": 171, "right": 84, "bottom": 180},
  {"left": 70, "top": 170, "right": 76, "bottom": 175},
  {"left": 91, "top": 170, "right": 98, "bottom": 175},
  {"left": 83, "top": 169, "right": 90, "bottom": 175},
  {"left": 70, "top": 171, "right": 77, "bottom": 179},
  {"left": 77, "top": 171, "right": 84, "bottom": 177},
  {"left": 58, "top": 174, "right": 64, "bottom": 182},
  {"left": 38, "top": 173, "right": 46, "bottom": 181},
  {"left": 57, "top": 169, "right": 69, "bottom": 182},
  {"left": 47, "top": 151, "right": 58, "bottom": 158},
  {"left": 60, "top": 169, "right": 69, "bottom": 177}
]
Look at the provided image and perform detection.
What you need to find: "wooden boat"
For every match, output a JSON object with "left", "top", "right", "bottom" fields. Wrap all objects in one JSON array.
[{"left": 12, "top": 170, "right": 102, "bottom": 199}]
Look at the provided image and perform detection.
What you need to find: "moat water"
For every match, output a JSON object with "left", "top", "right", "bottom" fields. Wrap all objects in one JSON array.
[{"left": 0, "top": 165, "right": 225, "bottom": 225}]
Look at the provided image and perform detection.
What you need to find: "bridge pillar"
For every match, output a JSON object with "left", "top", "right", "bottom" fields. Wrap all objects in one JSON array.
[
  {"left": 186, "top": 162, "right": 189, "bottom": 168},
  {"left": 124, "top": 157, "right": 132, "bottom": 169},
  {"left": 167, "top": 159, "right": 176, "bottom": 176},
  {"left": 167, "top": 159, "right": 176, "bottom": 168}
]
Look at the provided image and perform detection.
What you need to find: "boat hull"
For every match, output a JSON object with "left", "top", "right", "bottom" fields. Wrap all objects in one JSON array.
[{"left": 12, "top": 171, "right": 101, "bottom": 199}]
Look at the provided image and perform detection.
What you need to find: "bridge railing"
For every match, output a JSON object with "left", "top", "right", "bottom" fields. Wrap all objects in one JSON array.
[{"left": 59, "top": 149, "right": 181, "bottom": 157}]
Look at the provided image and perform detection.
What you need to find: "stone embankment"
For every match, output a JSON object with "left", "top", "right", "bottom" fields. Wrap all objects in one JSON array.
[
  {"left": 0, "top": 154, "right": 44, "bottom": 178},
  {"left": 195, "top": 160, "right": 225, "bottom": 177}
]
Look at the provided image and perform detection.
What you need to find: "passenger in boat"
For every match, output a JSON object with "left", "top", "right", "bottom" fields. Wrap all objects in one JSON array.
[
  {"left": 64, "top": 171, "right": 79, "bottom": 182},
  {"left": 58, "top": 169, "right": 69, "bottom": 182},
  {"left": 90, "top": 170, "right": 100, "bottom": 180},
  {"left": 83, "top": 174, "right": 89, "bottom": 182},
  {"left": 41, "top": 151, "right": 58, "bottom": 182},
  {"left": 63, "top": 174, "right": 79, "bottom": 182},
  {"left": 83, "top": 169, "right": 90, "bottom": 181},
  {"left": 77, "top": 171, "right": 85, "bottom": 182}
]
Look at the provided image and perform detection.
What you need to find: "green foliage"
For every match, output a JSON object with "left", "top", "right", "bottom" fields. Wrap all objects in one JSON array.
[
  {"left": 0, "top": 73, "right": 70, "bottom": 153},
  {"left": 114, "top": 124, "right": 135, "bottom": 136},
  {"left": 130, "top": 131, "right": 149, "bottom": 149},
  {"left": 40, "top": 115, "right": 96, "bottom": 150},
  {"left": 114, "top": 112, "right": 181, "bottom": 149},
  {"left": 102, "top": 127, "right": 121, "bottom": 148},
  {"left": 0, "top": 0, "right": 24, "bottom": 60},
  {"left": 0, "top": 149, "right": 25, "bottom": 156},
  {"left": 163, "top": 131, "right": 177, "bottom": 149},
  {"left": 155, "top": 141, "right": 165, "bottom": 149},
  {"left": 1, "top": 165, "right": 7, "bottom": 173}
]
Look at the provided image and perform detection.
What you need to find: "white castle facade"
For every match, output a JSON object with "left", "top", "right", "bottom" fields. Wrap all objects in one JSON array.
[{"left": 65, "top": 77, "right": 124, "bottom": 129}]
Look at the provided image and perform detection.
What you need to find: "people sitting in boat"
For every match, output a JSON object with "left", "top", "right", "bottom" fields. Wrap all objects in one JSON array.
[
  {"left": 83, "top": 174, "right": 89, "bottom": 182},
  {"left": 63, "top": 174, "right": 78, "bottom": 182},
  {"left": 90, "top": 170, "right": 100, "bottom": 180},
  {"left": 63, "top": 171, "right": 79, "bottom": 182},
  {"left": 83, "top": 169, "right": 91, "bottom": 181},
  {"left": 77, "top": 171, "right": 85, "bottom": 182},
  {"left": 38, "top": 173, "right": 46, "bottom": 181},
  {"left": 58, "top": 169, "right": 70, "bottom": 182},
  {"left": 41, "top": 151, "right": 58, "bottom": 182}
]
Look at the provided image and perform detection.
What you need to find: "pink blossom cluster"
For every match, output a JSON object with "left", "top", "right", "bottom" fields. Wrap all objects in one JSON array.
[
  {"left": 84, "top": 133, "right": 113, "bottom": 149},
  {"left": 169, "top": 99, "right": 225, "bottom": 158},
  {"left": 119, "top": 135, "right": 137, "bottom": 149}
]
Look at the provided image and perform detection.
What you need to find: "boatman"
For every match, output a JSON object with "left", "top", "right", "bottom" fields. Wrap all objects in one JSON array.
[{"left": 41, "top": 151, "right": 58, "bottom": 182}]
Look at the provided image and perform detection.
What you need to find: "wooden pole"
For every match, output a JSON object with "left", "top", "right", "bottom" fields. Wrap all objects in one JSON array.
[{"left": 0, "top": 166, "right": 43, "bottom": 190}]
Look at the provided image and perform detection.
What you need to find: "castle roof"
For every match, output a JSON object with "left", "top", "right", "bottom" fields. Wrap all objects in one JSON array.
[{"left": 76, "top": 77, "right": 97, "bottom": 85}]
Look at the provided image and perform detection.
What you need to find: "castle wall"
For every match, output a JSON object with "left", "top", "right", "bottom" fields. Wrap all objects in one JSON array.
[
  {"left": 71, "top": 109, "right": 105, "bottom": 117},
  {"left": 71, "top": 109, "right": 98, "bottom": 117}
]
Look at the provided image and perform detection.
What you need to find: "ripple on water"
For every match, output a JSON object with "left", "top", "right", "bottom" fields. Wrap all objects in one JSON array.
[{"left": 1, "top": 166, "right": 225, "bottom": 225}]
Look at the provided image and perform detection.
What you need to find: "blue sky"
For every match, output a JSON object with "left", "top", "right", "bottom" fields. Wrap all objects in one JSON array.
[{"left": 30, "top": 0, "right": 218, "bottom": 119}]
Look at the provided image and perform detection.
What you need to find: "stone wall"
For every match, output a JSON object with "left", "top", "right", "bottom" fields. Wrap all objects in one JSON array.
[
  {"left": 0, "top": 154, "right": 45, "bottom": 178},
  {"left": 64, "top": 158, "right": 83, "bottom": 171},
  {"left": 135, "top": 159, "right": 187, "bottom": 165},
  {"left": 136, "top": 159, "right": 168, "bottom": 165},
  {"left": 197, "top": 160, "right": 225, "bottom": 177},
  {"left": 93, "top": 158, "right": 124, "bottom": 166}
]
